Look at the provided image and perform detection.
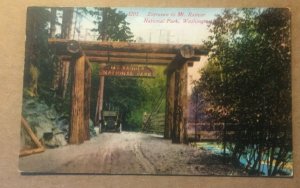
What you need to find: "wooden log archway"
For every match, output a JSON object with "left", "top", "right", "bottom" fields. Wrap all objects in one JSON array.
[
  {"left": 67, "top": 41, "right": 87, "bottom": 144},
  {"left": 49, "top": 39, "right": 207, "bottom": 145}
]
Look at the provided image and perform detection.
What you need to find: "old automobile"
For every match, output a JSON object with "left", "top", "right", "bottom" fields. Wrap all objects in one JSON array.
[{"left": 100, "top": 111, "right": 122, "bottom": 133}]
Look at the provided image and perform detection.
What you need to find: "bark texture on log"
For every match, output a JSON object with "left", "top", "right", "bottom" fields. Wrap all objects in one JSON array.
[
  {"left": 164, "top": 72, "right": 175, "bottom": 139},
  {"left": 179, "top": 63, "right": 188, "bottom": 144},
  {"left": 21, "top": 116, "right": 44, "bottom": 148},
  {"left": 84, "top": 51, "right": 176, "bottom": 59},
  {"left": 20, "top": 116, "right": 45, "bottom": 157},
  {"left": 60, "top": 56, "right": 185, "bottom": 65},
  {"left": 69, "top": 55, "right": 86, "bottom": 144},
  {"left": 172, "top": 71, "right": 181, "bottom": 143},
  {"left": 56, "top": 61, "right": 70, "bottom": 98},
  {"left": 171, "top": 64, "right": 188, "bottom": 144},
  {"left": 88, "top": 56, "right": 172, "bottom": 65},
  {"left": 20, "top": 147, "right": 45, "bottom": 157},
  {"left": 95, "top": 63, "right": 105, "bottom": 126},
  {"left": 49, "top": 38, "right": 208, "bottom": 55},
  {"left": 84, "top": 61, "right": 91, "bottom": 140}
]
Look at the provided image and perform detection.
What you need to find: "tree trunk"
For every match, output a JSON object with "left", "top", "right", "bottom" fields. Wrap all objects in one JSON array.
[
  {"left": 69, "top": 55, "right": 86, "bottom": 144},
  {"left": 24, "top": 8, "right": 39, "bottom": 97},
  {"left": 61, "top": 8, "right": 73, "bottom": 39},
  {"left": 56, "top": 8, "right": 73, "bottom": 98},
  {"left": 49, "top": 8, "right": 59, "bottom": 91}
]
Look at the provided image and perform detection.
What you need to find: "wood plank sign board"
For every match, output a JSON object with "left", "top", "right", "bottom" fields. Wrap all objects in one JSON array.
[{"left": 99, "top": 65, "right": 155, "bottom": 77}]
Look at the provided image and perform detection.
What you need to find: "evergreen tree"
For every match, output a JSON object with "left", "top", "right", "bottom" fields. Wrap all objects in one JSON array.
[
  {"left": 91, "top": 8, "right": 133, "bottom": 41},
  {"left": 193, "top": 8, "right": 291, "bottom": 175},
  {"left": 24, "top": 7, "right": 52, "bottom": 97}
]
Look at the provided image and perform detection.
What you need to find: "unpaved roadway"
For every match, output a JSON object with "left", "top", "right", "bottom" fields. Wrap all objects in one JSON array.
[{"left": 19, "top": 132, "right": 246, "bottom": 175}]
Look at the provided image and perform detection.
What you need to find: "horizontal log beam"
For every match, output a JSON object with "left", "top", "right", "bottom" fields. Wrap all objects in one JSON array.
[
  {"left": 89, "top": 56, "right": 173, "bottom": 65},
  {"left": 60, "top": 56, "right": 200, "bottom": 66},
  {"left": 84, "top": 50, "right": 176, "bottom": 60},
  {"left": 49, "top": 38, "right": 208, "bottom": 55}
]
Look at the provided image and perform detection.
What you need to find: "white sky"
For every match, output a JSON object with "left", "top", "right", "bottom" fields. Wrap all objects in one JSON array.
[
  {"left": 118, "top": 8, "right": 222, "bottom": 44},
  {"left": 188, "top": 56, "right": 208, "bottom": 95},
  {"left": 73, "top": 8, "right": 223, "bottom": 44},
  {"left": 45, "top": 8, "right": 220, "bottom": 113},
  {"left": 67, "top": 8, "right": 222, "bottom": 95}
]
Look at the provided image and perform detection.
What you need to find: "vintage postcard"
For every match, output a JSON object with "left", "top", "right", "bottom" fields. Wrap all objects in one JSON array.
[{"left": 18, "top": 7, "right": 292, "bottom": 176}]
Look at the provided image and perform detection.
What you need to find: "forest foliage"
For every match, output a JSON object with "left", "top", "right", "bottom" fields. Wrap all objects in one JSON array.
[
  {"left": 192, "top": 8, "right": 292, "bottom": 175},
  {"left": 23, "top": 7, "right": 166, "bottom": 132}
]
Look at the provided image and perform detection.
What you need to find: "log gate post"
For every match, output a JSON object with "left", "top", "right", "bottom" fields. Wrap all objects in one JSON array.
[
  {"left": 179, "top": 62, "right": 188, "bottom": 143},
  {"left": 67, "top": 40, "right": 89, "bottom": 144},
  {"left": 95, "top": 63, "right": 106, "bottom": 127},
  {"left": 164, "top": 72, "right": 175, "bottom": 139},
  {"left": 84, "top": 60, "right": 92, "bottom": 140},
  {"left": 165, "top": 45, "right": 195, "bottom": 144}
]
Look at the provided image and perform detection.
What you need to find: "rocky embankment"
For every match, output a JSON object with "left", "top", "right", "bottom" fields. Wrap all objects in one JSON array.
[{"left": 21, "top": 98, "right": 96, "bottom": 149}]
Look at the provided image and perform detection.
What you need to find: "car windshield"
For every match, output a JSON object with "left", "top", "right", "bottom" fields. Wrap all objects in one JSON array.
[
  {"left": 103, "top": 111, "right": 118, "bottom": 116},
  {"left": 104, "top": 116, "right": 117, "bottom": 121}
]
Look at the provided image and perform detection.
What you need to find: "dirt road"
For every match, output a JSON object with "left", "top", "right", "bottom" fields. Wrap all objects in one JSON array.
[{"left": 19, "top": 132, "right": 246, "bottom": 175}]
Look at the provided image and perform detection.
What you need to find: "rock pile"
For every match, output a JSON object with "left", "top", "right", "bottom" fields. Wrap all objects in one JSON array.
[
  {"left": 21, "top": 98, "right": 67, "bottom": 149},
  {"left": 21, "top": 98, "right": 97, "bottom": 149}
]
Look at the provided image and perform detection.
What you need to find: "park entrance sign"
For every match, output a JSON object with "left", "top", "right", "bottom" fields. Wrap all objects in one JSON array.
[{"left": 99, "top": 65, "right": 155, "bottom": 77}]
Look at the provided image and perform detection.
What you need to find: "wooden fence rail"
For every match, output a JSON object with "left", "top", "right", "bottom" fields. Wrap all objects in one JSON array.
[{"left": 143, "top": 112, "right": 165, "bottom": 134}]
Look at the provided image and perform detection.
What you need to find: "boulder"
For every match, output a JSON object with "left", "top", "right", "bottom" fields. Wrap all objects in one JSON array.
[
  {"left": 56, "top": 116, "right": 69, "bottom": 140},
  {"left": 26, "top": 115, "right": 54, "bottom": 139},
  {"left": 43, "top": 132, "right": 67, "bottom": 148}
]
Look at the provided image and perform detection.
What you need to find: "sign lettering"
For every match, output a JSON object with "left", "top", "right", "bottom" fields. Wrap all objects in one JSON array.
[{"left": 99, "top": 65, "right": 155, "bottom": 77}]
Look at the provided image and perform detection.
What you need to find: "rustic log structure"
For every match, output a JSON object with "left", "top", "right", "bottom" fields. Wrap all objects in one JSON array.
[
  {"left": 48, "top": 39, "right": 207, "bottom": 145},
  {"left": 165, "top": 45, "right": 195, "bottom": 144},
  {"left": 49, "top": 39, "right": 207, "bottom": 55}
]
